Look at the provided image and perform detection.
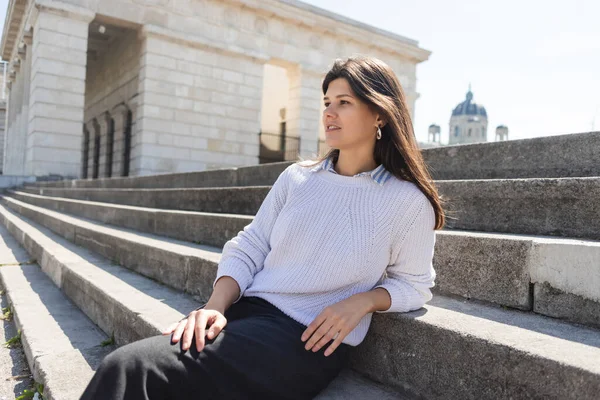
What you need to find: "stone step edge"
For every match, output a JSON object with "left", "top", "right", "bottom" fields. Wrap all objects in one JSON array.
[
  {"left": 25, "top": 175, "right": 600, "bottom": 189},
  {"left": 12, "top": 189, "right": 252, "bottom": 220},
  {"left": 0, "top": 203, "right": 410, "bottom": 399},
  {"left": 24, "top": 161, "right": 291, "bottom": 190},
  {"left": 1, "top": 194, "right": 222, "bottom": 300},
  {"left": 0, "top": 202, "right": 202, "bottom": 344},
  {"left": 0, "top": 228, "right": 113, "bottom": 400}
]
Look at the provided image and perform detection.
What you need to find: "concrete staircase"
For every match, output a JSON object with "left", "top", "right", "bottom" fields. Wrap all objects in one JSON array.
[{"left": 1, "top": 131, "right": 599, "bottom": 399}]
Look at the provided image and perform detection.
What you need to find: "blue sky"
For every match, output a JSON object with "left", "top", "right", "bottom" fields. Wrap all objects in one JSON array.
[{"left": 2, "top": 0, "right": 598, "bottom": 144}]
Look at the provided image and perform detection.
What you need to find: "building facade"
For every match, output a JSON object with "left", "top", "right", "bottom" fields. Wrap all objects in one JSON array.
[
  {"left": 1, "top": 0, "right": 431, "bottom": 179},
  {"left": 448, "top": 87, "right": 488, "bottom": 146}
]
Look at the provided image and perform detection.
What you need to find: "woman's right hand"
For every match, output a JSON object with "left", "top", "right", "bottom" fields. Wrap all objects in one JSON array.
[{"left": 162, "top": 308, "right": 228, "bottom": 352}]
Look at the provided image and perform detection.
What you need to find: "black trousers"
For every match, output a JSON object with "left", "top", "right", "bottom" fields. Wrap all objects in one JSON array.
[{"left": 79, "top": 296, "right": 351, "bottom": 400}]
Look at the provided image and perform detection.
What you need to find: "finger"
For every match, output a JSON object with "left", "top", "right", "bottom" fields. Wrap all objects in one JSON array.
[
  {"left": 301, "top": 313, "right": 327, "bottom": 343},
  {"left": 312, "top": 326, "right": 340, "bottom": 352},
  {"left": 162, "top": 321, "right": 179, "bottom": 335},
  {"left": 171, "top": 319, "right": 188, "bottom": 343},
  {"left": 304, "top": 322, "right": 332, "bottom": 351},
  {"left": 206, "top": 316, "right": 226, "bottom": 340},
  {"left": 195, "top": 311, "right": 209, "bottom": 352},
  {"left": 324, "top": 331, "right": 345, "bottom": 357},
  {"left": 181, "top": 314, "right": 197, "bottom": 350}
]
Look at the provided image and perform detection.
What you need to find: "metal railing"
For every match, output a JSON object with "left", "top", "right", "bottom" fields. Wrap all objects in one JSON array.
[{"left": 258, "top": 130, "right": 300, "bottom": 164}]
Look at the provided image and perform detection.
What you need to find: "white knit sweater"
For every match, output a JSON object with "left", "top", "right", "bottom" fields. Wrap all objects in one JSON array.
[{"left": 213, "top": 158, "right": 437, "bottom": 346}]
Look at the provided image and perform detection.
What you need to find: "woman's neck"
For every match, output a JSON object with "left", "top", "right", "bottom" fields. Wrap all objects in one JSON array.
[{"left": 333, "top": 152, "right": 378, "bottom": 177}]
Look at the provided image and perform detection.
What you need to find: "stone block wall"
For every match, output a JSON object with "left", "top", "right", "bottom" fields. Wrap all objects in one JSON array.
[
  {"left": 135, "top": 33, "right": 264, "bottom": 174},
  {"left": 26, "top": 7, "right": 93, "bottom": 177}
]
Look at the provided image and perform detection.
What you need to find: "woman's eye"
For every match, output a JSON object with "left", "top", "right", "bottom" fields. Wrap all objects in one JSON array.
[{"left": 324, "top": 101, "right": 348, "bottom": 107}]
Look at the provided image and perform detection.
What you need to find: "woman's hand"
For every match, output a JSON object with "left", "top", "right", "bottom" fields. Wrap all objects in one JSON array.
[
  {"left": 301, "top": 295, "right": 370, "bottom": 357},
  {"left": 162, "top": 308, "right": 228, "bottom": 352}
]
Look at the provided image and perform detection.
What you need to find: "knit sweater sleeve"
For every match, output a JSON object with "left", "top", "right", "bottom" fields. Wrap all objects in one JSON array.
[
  {"left": 373, "top": 199, "right": 437, "bottom": 313},
  {"left": 213, "top": 165, "right": 292, "bottom": 303}
]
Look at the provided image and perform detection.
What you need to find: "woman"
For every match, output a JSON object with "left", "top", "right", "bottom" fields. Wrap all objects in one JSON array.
[{"left": 80, "top": 56, "right": 445, "bottom": 400}]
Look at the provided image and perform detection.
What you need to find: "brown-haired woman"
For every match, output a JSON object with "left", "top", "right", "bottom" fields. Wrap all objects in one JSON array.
[{"left": 80, "top": 56, "right": 445, "bottom": 400}]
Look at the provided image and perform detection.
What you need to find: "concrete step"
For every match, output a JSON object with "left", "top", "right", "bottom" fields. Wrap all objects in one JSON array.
[
  {"left": 24, "top": 161, "right": 290, "bottom": 189},
  {"left": 4, "top": 193, "right": 600, "bottom": 330},
  {"left": 0, "top": 202, "right": 411, "bottom": 399},
  {"left": 19, "top": 175, "right": 600, "bottom": 241},
  {"left": 0, "top": 225, "right": 113, "bottom": 400},
  {"left": 17, "top": 185, "right": 270, "bottom": 215},
  {"left": 22, "top": 132, "right": 600, "bottom": 190},
  {"left": 11, "top": 188, "right": 256, "bottom": 248},
  {"left": 2, "top": 201, "right": 599, "bottom": 399},
  {"left": 437, "top": 176, "right": 600, "bottom": 240},
  {"left": 351, "top": 294, "right": 600, "bottom": 400},
  {"left": 423, "top": 130, "right": 600, "bottom": 179},
  {"left": 1, "top": 195, "right": 222, "bottom": 303}
]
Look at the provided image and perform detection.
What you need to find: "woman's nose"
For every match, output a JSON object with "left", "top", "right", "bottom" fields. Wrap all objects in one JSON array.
[{"left": 323, "top": 106, "right": 337, "bottom": 118}]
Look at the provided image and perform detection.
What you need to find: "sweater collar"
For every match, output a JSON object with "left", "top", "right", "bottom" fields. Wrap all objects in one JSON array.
[{"left": 309, "top": 155, "right": 393, "bottom": 186}]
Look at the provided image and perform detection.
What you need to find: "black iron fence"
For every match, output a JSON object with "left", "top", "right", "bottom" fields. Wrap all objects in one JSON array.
[{"left": 258, "top": 130, "right": 301, "bottom": 164}]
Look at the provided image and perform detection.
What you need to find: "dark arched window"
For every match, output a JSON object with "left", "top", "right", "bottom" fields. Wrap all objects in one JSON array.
[
  {"left": 454, "top": 126, "right": 459, "bottom": 137},
  {"left": 106, "top": 118, "right": 115, "bottom": 178},
  {"left": 93, "top": 122, "right": 100, "bottom": 179},
  {"left": 82, "top": 126, "right": 89, "bottom": 179},
  {"left": 122, "top": 110, "right": 132, "bottom": 177}
]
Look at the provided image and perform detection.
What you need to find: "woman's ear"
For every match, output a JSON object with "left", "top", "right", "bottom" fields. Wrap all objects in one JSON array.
[{"left": 376, "top": 115, "right": 387, "bottom": 129}]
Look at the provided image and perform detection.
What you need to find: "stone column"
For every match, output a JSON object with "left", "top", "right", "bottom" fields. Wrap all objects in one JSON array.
[
  {"left": 26, "top": 3, "right": 94, "bottom": 177},
  {"left": 96, "top": 111, "right": 112, "bottom": 178},
  {"left": 286, "top": 66, "right": 321, "bottom": 159},
  {"left": 19, "top": 41, "right": 32, "bottom": 175},
  {"left": 3, "top": 64, "right": 22, "bottom": 174},
  {"left": 3, "top": 40, "right": 29, "bottom": 176},
  {"left": 84, "top": 119, "right": 96, "bottom": 179},
  {"left": 110, "top": 104, "right": 129, "bottom": 178}
]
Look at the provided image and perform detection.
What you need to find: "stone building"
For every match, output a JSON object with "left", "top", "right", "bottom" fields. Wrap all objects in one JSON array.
[
  {"left": 1, "top": 0, "right": 431, "bottom": 179},
  {"left": 448, "top": 86, "right": 488, "bottom": 145}
]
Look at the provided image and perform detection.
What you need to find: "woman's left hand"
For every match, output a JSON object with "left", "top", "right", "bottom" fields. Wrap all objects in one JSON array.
[{"left": 301, "top": 294, "right": 370, "bottom": 357}]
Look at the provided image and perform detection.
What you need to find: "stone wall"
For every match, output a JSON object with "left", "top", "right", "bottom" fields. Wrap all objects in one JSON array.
[
  {"left": 135, "top": 33, "right": 264, "bottom": 173},
  {"left": 26, "top": 6, "right": 93, "bottom": 178}
]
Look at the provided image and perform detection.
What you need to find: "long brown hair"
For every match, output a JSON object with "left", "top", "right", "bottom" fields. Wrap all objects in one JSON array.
[{"left": 298, "top": 56, "right": 445, "bottom": 230}]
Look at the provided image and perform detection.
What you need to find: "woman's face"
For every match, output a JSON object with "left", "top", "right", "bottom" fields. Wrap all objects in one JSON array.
[{"left": 322, "top": 77, "right": 380, "bottom": 150}]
